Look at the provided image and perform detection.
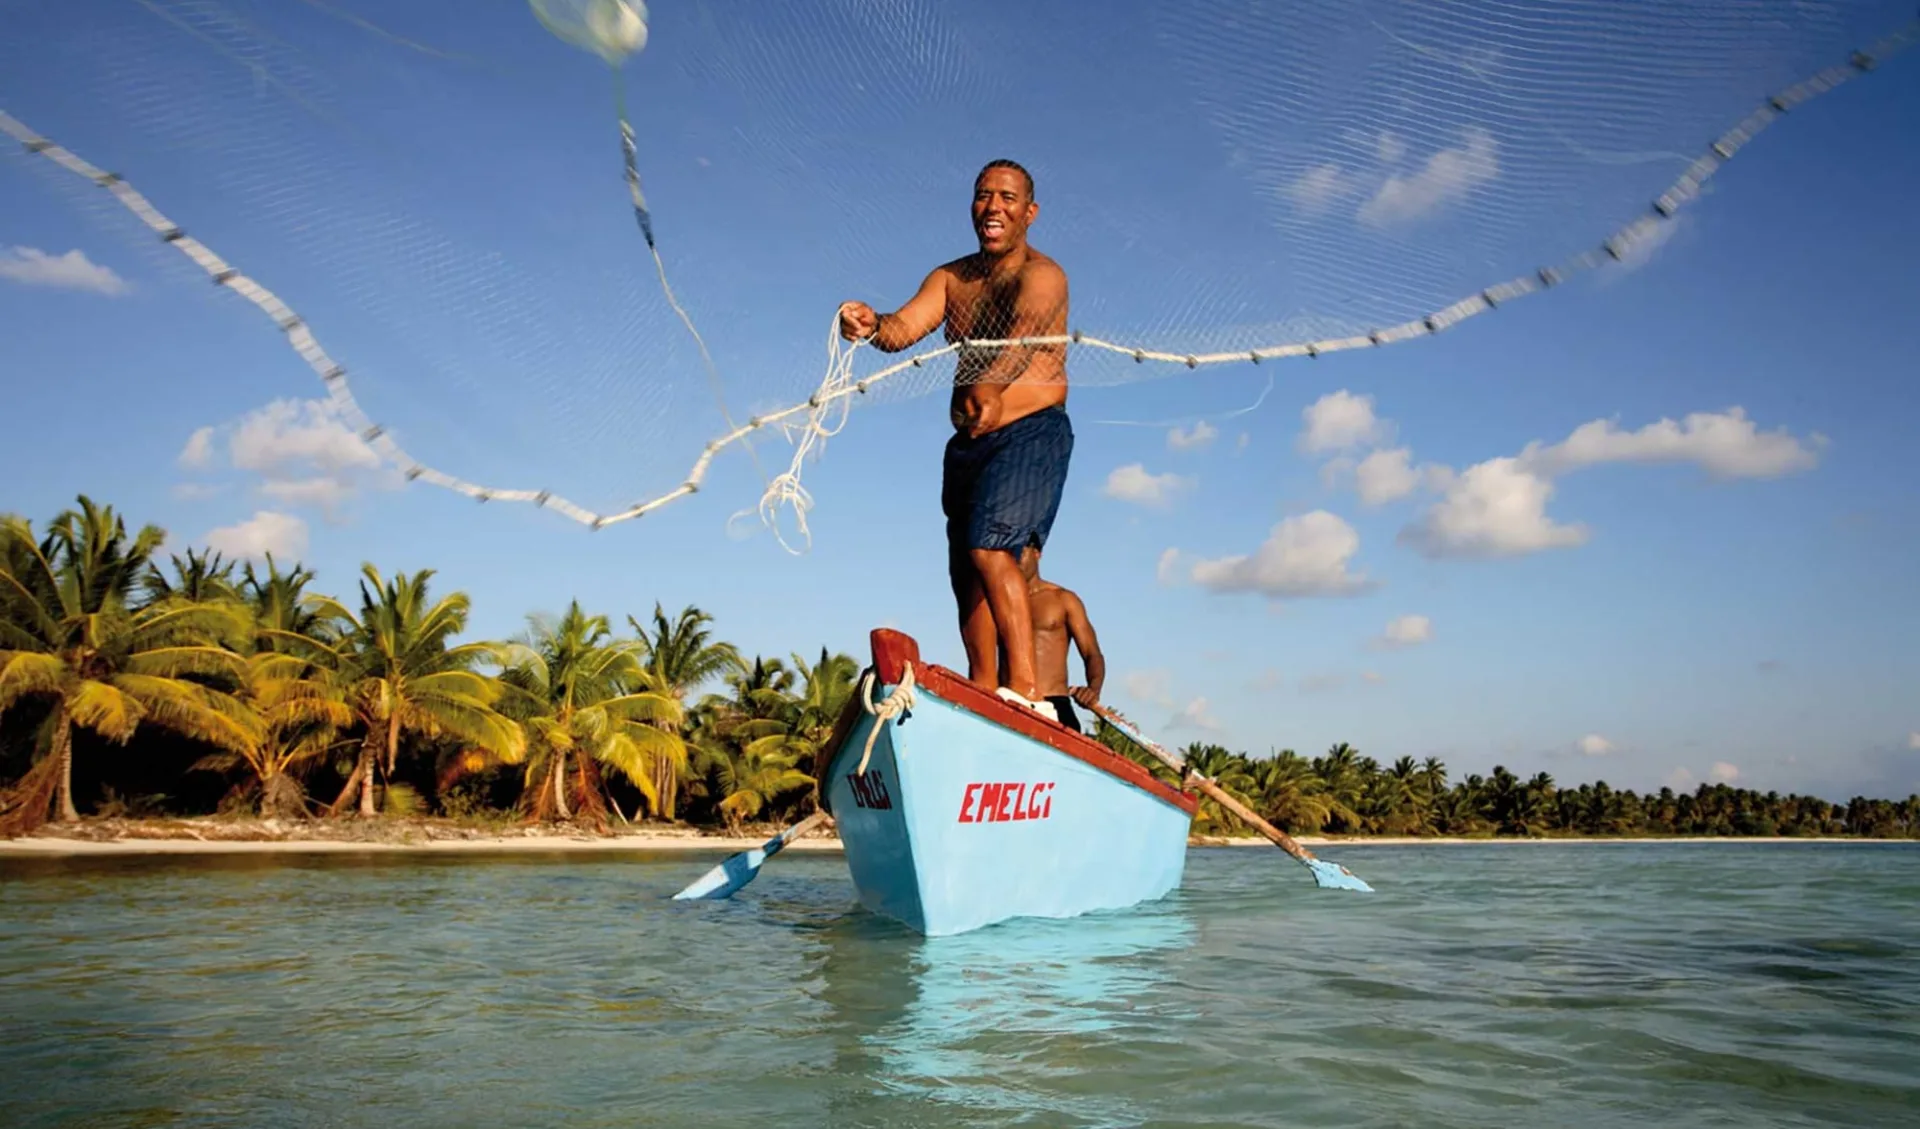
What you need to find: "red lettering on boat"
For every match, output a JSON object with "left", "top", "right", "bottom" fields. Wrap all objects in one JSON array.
[
  {"left": 955, "top": 781, "right": 1055, "bottom": 823},
  {"left": 978, "top": 783, "right": 1004, "bottom": 822},
  {"left": 1025, "top": 782, "right": 1050, "bottom": 820},
  {"left": 957, "top": 782, "right": 983, "bottom": 823}
]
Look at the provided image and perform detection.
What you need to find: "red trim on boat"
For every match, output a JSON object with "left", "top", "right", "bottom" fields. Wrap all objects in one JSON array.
[{"left": 870, "top": 629, "right": 1199, "bottom": 816}]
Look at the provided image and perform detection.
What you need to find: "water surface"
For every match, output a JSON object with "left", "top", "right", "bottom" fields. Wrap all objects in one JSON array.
[{"left": 3, "top": 842, "right": 1915, "bottom": 1127}]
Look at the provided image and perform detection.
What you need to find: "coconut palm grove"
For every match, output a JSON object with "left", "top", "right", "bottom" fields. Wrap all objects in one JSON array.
[{"left": 3, "top": 496, "right": 1915, "bottom": 840}]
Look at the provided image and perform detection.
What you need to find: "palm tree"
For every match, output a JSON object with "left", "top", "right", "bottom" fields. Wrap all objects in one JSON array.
[
  {"left": 1418, "top": 756, "right": 1448, "bottom": 807},
  {"left": 241, "top": 555, "right": 331, "bottom": 651},
  {"left": 496, "top": 601, "right": 686, "bottom": 823},
  {"left": 0, "top": 498, "right": 248, "bottom": 829},
  {"left": 632, "top": 603, "right": 743, "bottom": 819},
  {"left": 781, "top": 647, "right": 859, "bottom": 806},
  {"left": 142, "top": 547, "right": 240, "bottom": 605},
  {"left": 1184, "top": 744, "right": 1256, "bottom": 834},
  {"left": 1249, "top": 750, "right": 1332, "bottom": 833},
  {"left": 1311, "top": 743, "right": 1368, "bottom": 832},
  {"left": 714, "top": 648, "right": 857, "bottom": 827},
  {"left": 305, "top": 565, "right": 523, "bottom": 817},
  {"left": 686, "top": 655, "right": 801, "bottom": 827},
  {"left": 189, "top": 650, "right": 354, "bottom": 817}
]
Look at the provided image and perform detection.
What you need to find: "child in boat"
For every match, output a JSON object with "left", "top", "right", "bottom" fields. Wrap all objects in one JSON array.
[{"left": 1001, "top": 547, "right": 1105, "bottom": 732}]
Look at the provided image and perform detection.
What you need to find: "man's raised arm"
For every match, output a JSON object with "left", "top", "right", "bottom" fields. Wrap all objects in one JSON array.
[
  {"left": 839, "top": 266, "right": 949, "bottom": 353},
  {"left": 1064, "top": 590, "right": 1106, "bottom": 708}
]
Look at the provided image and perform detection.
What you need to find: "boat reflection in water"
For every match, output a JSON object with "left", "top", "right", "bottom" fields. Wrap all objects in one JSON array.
[{"left": 813, "top": 901, "right": 1197, "bottom": 1124}]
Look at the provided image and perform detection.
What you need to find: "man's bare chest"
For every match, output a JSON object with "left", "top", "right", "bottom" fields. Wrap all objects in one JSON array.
[
  {"left": 1028, "top": 594, "right": 1069, "bottom": 633},
  {"left": 944, "top": 281, "right": 1018, "bottom": 339}
]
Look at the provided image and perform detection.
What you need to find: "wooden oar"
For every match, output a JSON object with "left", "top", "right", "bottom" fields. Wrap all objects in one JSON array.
[
  {"left": 1087, "top": 701, "right": 1374, "bottom": 893},
  {"left": 670, "top": 810, "right": 833, "bottom": 901}
]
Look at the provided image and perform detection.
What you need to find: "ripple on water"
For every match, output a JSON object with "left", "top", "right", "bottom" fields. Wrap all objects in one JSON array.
[{"left": 2, "top": 843, "right": 1917, "bottom": 1128}]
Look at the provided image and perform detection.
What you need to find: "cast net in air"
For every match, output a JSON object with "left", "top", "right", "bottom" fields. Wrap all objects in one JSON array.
[{"left": 1, "top": 0, "right": 1913, "bottom": 546}]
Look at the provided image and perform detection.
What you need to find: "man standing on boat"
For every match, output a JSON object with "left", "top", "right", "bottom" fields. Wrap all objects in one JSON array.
[
  {"left": 838, "top": 158, "right": 1073, "bottom": 723},
  {"left": 1004, "top": 548, "right": 1105, "bottom": 733}
]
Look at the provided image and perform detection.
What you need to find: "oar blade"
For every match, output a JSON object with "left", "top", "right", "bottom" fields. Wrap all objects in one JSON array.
[
  {"left": 1306, "top": 857, "right": 1374, "bottom": 893},
  {"left": 670, "top": 845, "right": 770, "bottom": 901}
]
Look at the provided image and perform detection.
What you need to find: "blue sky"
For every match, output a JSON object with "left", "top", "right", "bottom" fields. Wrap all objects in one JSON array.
[{"left": 3, "top": 0, "right": 1917, "bottom": 802}]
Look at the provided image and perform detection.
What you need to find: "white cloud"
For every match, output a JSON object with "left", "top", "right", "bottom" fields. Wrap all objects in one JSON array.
[
  {"left": 1577, "top": 734, "right": 1614, "bottom": 757},
  {"left": 205, "top": 511, "right": 308, "bottom": 560},
  {"left": 1299, "top": 673, "right": 1345, "bottom": 694},
  {"left": 1123, "top": 669, "right": 1177, "bottom": 710},
  {"left": 1374, "top": 131, "right": 1408, "bottom": 165},
  {"left": 180, "top": 398, "right": 392, "bottom": 518},
  {"left": 1399, "top": 407, "right": 1821, "bottom": 560},
  {"left": 1155, "top": 547, "right": 1184, "bottom": 585},
  {"left": 1103, "top": 464, "right": 1194, "bottom": 509},
  {"left": 1399, "top": 457, "right": 1588, "bottom": 559},
  {"left": 1354, "top": 446, "right": 1423, "bottom": 505},
  {"left": 1299, "top": 390, "right": 1386, "bottom": 454},
  {"left": 1236, "top": 433, "right": 1250, "bottom": 453},
  {"left": 1665, "top": 767, "right": 1697, "bottom": 791},
  {"left": 1358, "top": 127, "right": 1500, "bottom": 227},
  {"left": 1518, "top": 408, "right": 1822, "bottom": 480},
  {"left": 170, "top": 483, "right": 222, "bottom": 502},
  {"left": 229, "top": 398, "right": 381, "bottom": 477},
  {"left": 179, "top": 427, "right": 216, "bottom": 470},
  {"left": 1283, "top": 163, "right": 1359, "bottom": 216},
  {"left": 1378, "top": 614, "right": 1433, "bottom": 649},
  {"left": 1247, "top": 668, "right": 1284, "bottom": 692},
  {"left": 1189, "top": 510, "right": 1375, "bottom": 599},
  {"left": 1167, "top": 421, "right": 1218, "bottom": 451},
  {"left": 1909, "top": 732, "right": 1920, "bottom": 751},
  {"left": 1709, "top": 761, "right": 1741, "bottom": 784},
  {"left": 1169, "top": 696, "right": 1222, "bottom": 732},
  {"left": 258, "top": 476, "right": 358, "bottom": 512},
  {"left": 1360, "top": 670, "right": 1384, "bottom": 685},
  {"left": 0, "top": 246, "right": 129, "bottom": 295}
]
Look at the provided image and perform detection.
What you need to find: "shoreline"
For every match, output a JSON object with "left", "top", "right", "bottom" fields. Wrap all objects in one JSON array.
[{"left": 0, "top": 818, "right": 1909, "bottom": 857}]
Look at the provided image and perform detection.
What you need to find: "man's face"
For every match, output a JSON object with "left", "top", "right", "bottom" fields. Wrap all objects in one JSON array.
[
  {"left": 1018, "top": 546, "right": 1041, "bottom": 583},
  {"left": 972, "top": 168, "right": 1037, "bottom": 255}
]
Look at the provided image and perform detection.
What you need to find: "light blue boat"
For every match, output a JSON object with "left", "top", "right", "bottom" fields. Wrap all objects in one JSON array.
[{"left": 816, "top": 629, "right": 1200, "bottom": 937}]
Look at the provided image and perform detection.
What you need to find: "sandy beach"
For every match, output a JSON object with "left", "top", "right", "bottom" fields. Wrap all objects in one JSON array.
[{"left": 0, "top": 818, "right": 1902, "bottom": 857}]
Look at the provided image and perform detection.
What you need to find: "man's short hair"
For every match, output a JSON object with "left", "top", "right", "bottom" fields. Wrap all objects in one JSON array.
[{"left": 976, "top": 159, "right": 1035, "bottom": 200}]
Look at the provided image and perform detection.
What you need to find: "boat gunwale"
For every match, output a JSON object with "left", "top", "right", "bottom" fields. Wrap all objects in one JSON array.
[{"left": 866, "top": 629, "right": 1199, "bottom": 817}]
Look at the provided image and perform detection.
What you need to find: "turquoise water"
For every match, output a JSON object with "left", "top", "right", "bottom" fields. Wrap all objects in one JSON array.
[{"left": 2, "top": 842, "right": 1915, "bottom": 1128}]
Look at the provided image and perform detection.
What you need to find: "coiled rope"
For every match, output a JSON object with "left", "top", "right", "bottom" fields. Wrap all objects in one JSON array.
[{"left": 854, "top": 663, "right": 916, "bottom": 777}]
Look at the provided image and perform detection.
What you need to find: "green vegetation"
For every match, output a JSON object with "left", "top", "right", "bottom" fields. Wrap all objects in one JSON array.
[
  {"left": 3, "top": 496, "right": 1915, "bottom": 840},
  {"left": 1091, "top": 733, "right": 1919, "bottom": 840}
]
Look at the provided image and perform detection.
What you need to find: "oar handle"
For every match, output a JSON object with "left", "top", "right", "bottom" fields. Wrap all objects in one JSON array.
[
  {"left": 1088, "top": 701, "right": 1320, "bottom": 865},
  {"left": 766, "top": 810, "right": 833, "bottom": 858}
]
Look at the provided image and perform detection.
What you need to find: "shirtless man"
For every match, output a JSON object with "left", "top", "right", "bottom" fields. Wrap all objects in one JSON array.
[
  {"left": 1000, "top": 548, "right": 1105, "bottom": 733},
  {"left": 838, "top": 159, "right": 1072, "bottom": 721}
]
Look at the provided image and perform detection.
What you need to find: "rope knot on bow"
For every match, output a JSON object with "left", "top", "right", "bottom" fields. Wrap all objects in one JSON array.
[{"left": 853, "top": 664, "right": 916, "bottom": 776}]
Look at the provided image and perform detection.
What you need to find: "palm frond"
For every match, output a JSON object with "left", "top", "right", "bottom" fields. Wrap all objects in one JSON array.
[
  {"left": 123, "top": 645, "right": 246, "bottom": 681},
  {"left": 112, "top": 673, "right": 257, "bottom": 752},
  {"left": 0, "top": 651, "right": 70, "bottom": 712},
  {"left": 66, "top": 678, "right": 144, "bottom": 743}
]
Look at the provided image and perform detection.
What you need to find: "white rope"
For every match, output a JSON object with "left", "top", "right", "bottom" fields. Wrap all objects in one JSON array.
[
  {"left": 613, "top": 73, "right": 768, "bottom": 489},
  {"left": 3, "top": 18, "right": 1912, "bottom": 537},
  {"left": 751, "top": 306, "right": 865, "bottom": 553},
  {"left": 854, "top": 663, "right": 916, "bottom": 777}
]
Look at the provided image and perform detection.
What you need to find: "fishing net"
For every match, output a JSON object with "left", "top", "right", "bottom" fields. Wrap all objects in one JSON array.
[{"left": 2, "top": 0, "right": 1912, "bottom": 544}]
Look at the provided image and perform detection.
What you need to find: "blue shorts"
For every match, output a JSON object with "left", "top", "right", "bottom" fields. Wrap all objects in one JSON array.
[{"left": 942, "top": 405, "right": 1074, "bottom": 561}]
